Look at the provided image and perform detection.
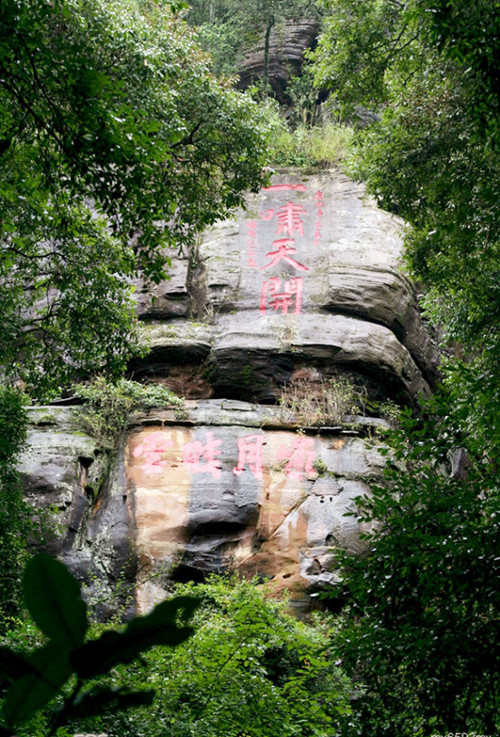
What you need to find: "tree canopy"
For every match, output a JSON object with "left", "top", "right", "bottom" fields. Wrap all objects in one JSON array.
[
  {"left": 0, "top": 0, "right": 269, "bottom": 398},
  {"left": 310, "top": 3, "right": 500, "bottom": 733},
  {"left": 311, "top": 0, "right": 500, "bottom": 457}
]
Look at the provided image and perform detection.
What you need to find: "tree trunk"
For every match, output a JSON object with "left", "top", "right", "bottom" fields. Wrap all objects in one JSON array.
[{"left": 263, "top": 14, "right": 275, "bottom": 95}]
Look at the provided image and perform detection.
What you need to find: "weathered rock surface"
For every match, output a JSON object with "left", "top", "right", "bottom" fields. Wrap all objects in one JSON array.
[
  {"left": 18, "top": 169, "right": 439, "bottom": 615},
  {"left": 132, "top": 256, "right": 190, "bottom": 320},
  {"left": 134, "top": 170, "right": 438, "bottom": 401},
  {"left": 237, "top": 20, "right": 319, "bottom": 102},
  {"left": 20, "top": 402, "right": 386, "bottom": 615},
  {"left": 18, "top": 407, "right": 135, "bottom": 618}
]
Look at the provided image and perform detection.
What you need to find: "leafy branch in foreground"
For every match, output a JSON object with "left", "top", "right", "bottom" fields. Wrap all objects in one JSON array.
[{"left": 0, "top": 554, "right": 199, "bottom": 736}]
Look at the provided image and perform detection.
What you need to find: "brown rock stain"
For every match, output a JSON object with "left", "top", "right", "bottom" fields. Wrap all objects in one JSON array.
[
  {"left": 331, "top": 437, "right": 346, "bottom": 450},
  {"left": 238, "top": 431, "right": 313, "bottom": 597},
  {"left": 251, "top": 501, "right": 310, "bottom": 599},
  {"left": 126, "top": 427, "right": 193, "bottom": 611}
]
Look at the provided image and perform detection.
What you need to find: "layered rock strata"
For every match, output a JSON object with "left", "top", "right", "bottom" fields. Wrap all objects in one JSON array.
[
  {"left": 237, "top": 20, "right": 319, "bottom": 103},
  {"left": 133, "top": 170, "right": 438, "bottom": 400},
  {"left": 19, "top": 170, "right": 438, "bottom": 615}
]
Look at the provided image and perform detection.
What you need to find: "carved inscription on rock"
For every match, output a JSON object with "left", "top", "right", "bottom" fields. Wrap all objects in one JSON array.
[{"left": 125, "top": 423, "right": 378, "bottom": 613}]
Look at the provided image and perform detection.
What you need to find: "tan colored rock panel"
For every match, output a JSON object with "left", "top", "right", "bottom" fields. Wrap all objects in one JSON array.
[{"left": 124, "top": 419, "right": 381, "bottom": 612}]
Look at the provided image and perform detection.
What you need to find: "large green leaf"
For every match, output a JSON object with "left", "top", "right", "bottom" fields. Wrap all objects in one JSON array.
[
  {"left": 23, "top": 554, "right": 88, "bottom": 649},
  {"left": 2, "top": 641, "right": 72, "bottom": 727},
  {"left": 72, "top": 595, "right": 199, "bottom": 678}
]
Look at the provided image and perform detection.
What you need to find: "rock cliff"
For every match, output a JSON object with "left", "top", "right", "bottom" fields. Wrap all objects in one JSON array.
[
  {"left": 19, "top": 170, "right": 438, "bottom": 616},
  {"left": 236, "top": 20, "right": 319, "bottom": 103}
]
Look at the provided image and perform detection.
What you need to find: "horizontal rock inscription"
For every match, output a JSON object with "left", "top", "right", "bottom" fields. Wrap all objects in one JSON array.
[{"left": 125, "top": 423, "right": 380, "bottom": 612}]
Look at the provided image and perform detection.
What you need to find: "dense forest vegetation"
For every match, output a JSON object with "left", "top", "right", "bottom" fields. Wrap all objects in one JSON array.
[{"left": 0, "top": 0, "right": 499, "bottom": 735}]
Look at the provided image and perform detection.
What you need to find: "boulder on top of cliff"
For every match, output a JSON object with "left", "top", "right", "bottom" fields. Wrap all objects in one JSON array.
[{"left": 237, "top": 20, "right": 319, "bottom": 102}]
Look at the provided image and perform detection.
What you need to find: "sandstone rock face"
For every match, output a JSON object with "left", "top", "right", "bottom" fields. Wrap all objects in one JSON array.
[
  {"left": 237, "top": 20, "right": 319, "bottom": 103},
  {"left": 21, "top": 402, "right": 386, "bottom": 616},
  {"left": 134, "top": 170, "right": 438, "bottom": 400},
  {"left": 19, "top": 170, "right": 438, "bottom": 614},
  {"left": 125, "top": 402, "right": 388, "bottom": 614}
]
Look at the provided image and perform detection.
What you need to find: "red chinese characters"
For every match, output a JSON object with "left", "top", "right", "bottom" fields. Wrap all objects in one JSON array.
[
  {"left": 275, "top": 201, "right": 308, "bottom": 237},
  {"left": 276, "top": 436, "right": 315, "bottom": 481},
  {"left": 245, "top": 220, "right": 258, "bottom": 268},
  {"left": 260, "top": 202, "right": 308, "bottom": 238},
  {"left": 261, "top": 238, "right": 309, "bottom": 272},
  {"left": 133, "top": 431, "right": 173, "bottom": 476},
  {"left": 233, "top": 433, "right": 265, "bottom": 479},
  {"left": 262, "top": 184, "right": 307, "bottom": 192},
  {"left": 133, "top": 430, "right": 316, "bottom": 481},
  {"left": 313, "top": 190, "right": 324, "bottom": 247},
  {"left": 260, "top": 277, "right": 303, "bottom": 315},
  {"left": 260, "top": 209, "right": 275, "bottom": 221},
  {"left": 183, "top": 431, "right": 222, "bottom": 479},
  {"left": 255, "top": 182, "right": 311, "bottom": 316}
]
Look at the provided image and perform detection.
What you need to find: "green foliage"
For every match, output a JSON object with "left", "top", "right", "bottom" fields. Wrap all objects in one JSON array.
[
  {"left": 286, "top": 65, "right": 323, "bottom": 127},
  {"left": 74, "top": 376, "right": 184, "bottom": 446},
  {"left": 326, "top": 395, "right": 500, "bottom": 736},
  {"left": 190, "top": 15, "right": 243, "bottom": 78},
  {"left": 0, "top": 0, "right": 270, "bottom": 400},
  {"left": 310, "top": 2, "right": 500, "bottom": 432},
  {"left": 311, "top": 0, "right": 417, "bottom": 113},
  {"left": 62, "top": 575, "right": 352, "bottom": 737},
  {"left": 413, "top": 0, "right": 500, "bottom": 142},
  {"left": 310, "top": 2, "right": 500, "bottom": 419},
  {"left": 310, "top": 7, "right": 500, "bottom": 731},
  {"left": 0, "top": 387, "right": 30, "bottom": 631},
  {"left": 0, "top": 554, "right": 199, "bottom": 735},
  {"left": 270, "top": 120, "right": 354, "bottom": 169},
  {"left": 353, "top": 65, "right": 500, "bottom": 359},
  {"left": 261, "top": 97, "right": 353, "bottom": 168},
  {"left": 23, "top": 556, "right": 87, "bottom": 652},
  {"left": 186, "top": 0, "right": 319, "bottom": 80}
]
